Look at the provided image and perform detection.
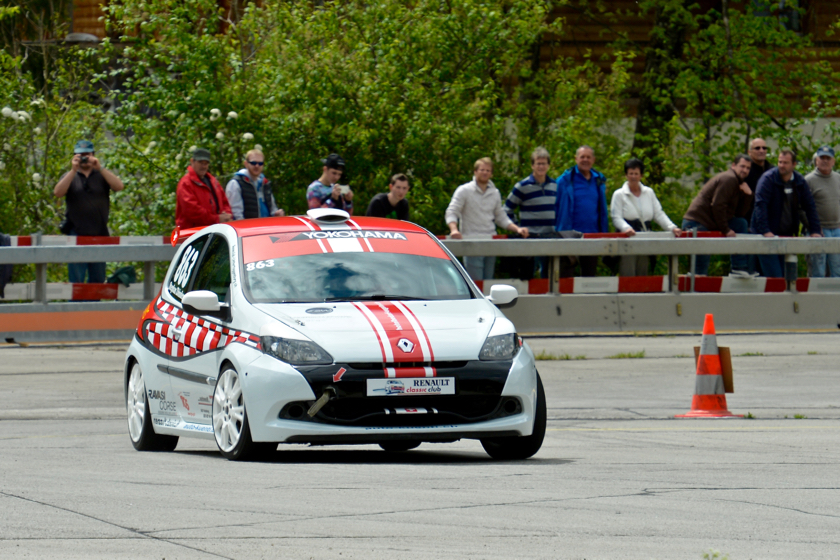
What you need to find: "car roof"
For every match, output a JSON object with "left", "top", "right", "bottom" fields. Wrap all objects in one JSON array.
[{"left": 226, "top": 216, "right": 430, "bottom": 237}]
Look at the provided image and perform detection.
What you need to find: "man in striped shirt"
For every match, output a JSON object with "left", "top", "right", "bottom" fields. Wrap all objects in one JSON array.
[{"left": 504, "top": 147, "right": 557, "bottom": 279}]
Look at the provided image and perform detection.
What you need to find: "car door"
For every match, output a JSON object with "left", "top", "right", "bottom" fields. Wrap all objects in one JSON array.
[{"left": 168, "top": 233, "right": 232, "bottom": 425}]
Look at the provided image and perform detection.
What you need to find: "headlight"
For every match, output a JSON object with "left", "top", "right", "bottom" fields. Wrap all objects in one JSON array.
[
  {"left": 260, "top": 336, "right": 333, "bottom": 365},
  {"left": 479, "top": 333, "right": 521, "bottom": 361}
]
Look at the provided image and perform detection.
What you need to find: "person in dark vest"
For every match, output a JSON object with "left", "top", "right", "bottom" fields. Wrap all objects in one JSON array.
[
  {"left": 225, "top": 149, "right": 284, "bottom": 220},
  {"left": 53, "top": 139, "right": 124, "bottom": 283}
]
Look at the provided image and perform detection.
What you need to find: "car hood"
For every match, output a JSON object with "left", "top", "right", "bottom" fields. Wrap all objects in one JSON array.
[{"left": 253, "top": 299, "right": 497, "bottom": 362}]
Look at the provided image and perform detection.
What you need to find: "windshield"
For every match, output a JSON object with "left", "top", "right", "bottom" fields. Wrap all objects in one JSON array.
[{"left": 241, "top": 231, "right": 473, "bottom": 303}]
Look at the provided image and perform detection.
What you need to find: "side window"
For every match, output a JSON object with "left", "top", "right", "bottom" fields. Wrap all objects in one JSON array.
[
  {"left": 167, "top": 236, "right": 208, "bottom": 300},
  {"left": 192, "top": 235, "right": 231, "bottom": 302}
]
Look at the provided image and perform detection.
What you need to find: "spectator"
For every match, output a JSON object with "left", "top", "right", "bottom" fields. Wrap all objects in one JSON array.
[
  {"left": 175, "top": 148, "right": 232, "bottom": 229},
  {"left": 554, "top": 145, "right": 608, "bottom": 277},
  {"left": 307, "top": 153, "right": 354, "bottom": 214},
  {"left": 53, "top": 139, "right": 124, "bottom": 283},
  {"left": 610, "top": 158, "right": 682, "bottom": 276},
  {"left": 682, "top": 154, "right": 754, "bottom": 277},
  {"left": 445, "top": 157, "right": 529, "bottom": 281},
  {"left": 805, "top": 146, "right": 840, "bottom": 277},
  {"left": 740, "top": 138, "right": 773, "bottom": 222},
  {"left": 225, "top": 149, "right": 284, "bottom": 220},
  {"left": 366, "top": 173, "right": 410, "bottom": 220},
  {"left": 752, "top": 149, "right": 822, "bottom": 278},
  {"left": 504, "top": 147, "right": 557, "bottom": 279}
]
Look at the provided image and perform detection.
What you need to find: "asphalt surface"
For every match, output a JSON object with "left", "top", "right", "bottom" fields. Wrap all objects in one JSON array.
[{"left": 1, "top": 333, "right": 839, "bottom": 559}]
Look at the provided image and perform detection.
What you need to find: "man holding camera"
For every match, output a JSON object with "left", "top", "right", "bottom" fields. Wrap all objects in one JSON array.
[
  {"left": 307, "top": 153, "right": 354, "bottom": 214},
  {"left": 53, "top": 139, "right": 124, "bottom": 283}
]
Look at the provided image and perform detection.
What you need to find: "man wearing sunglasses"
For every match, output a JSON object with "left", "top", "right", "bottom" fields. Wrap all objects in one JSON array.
[
  {"left": 225, "top": 149, "right": 284, "bottom": 220},
  {"left": 741, "top": 138, "right": 773, "bottom": 222},
  {"left": 53, "top": 139, "right": 124, "bottom": 283}
]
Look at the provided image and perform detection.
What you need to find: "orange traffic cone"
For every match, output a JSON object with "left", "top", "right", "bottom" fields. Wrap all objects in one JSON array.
[{"left": 676, "top": 314, "right": 742, "bottom": 418}]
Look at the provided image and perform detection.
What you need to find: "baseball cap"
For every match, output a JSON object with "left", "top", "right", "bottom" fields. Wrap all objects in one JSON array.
[
  {"left": 192, "top": 148, "right": 211, "bottom": 161},
  {"left": 815, "top": 146, "right": 835, "bottom": 158},
  {"left": 322, "top": 153, "right": 345, "bottom": 170},
  {"left": 74, "top": 140, "right": 95, "bottom": 153}
]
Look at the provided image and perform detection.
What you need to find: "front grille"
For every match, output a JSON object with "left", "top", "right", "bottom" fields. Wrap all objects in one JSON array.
[{"left": 280, "top": 396, "right": 522, "bottom": 427}]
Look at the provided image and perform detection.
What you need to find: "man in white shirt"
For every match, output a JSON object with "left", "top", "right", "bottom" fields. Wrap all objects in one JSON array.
[{"left": 445, "top": 157, "right": 529, "bottom": 280}]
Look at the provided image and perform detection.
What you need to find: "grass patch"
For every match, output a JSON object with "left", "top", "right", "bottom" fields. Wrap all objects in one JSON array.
[
  {"left": 703, "top": 551, "right": 730, "bottom": 560},
  {"left": 674, "top": 354, "right": 691, "bottom": 358},
  {"left": 808, "top": 351, "right": 819, "bottom": 355},
  {"left": 534, "top": 350, "right": 586, "bottom": 360},
  {"left": 794, "top": 414, "right": 807, "bottom": 419},
  {"left": 606, "top": 350, "right": 646, "bottom": 359},
  {"left": 738, "top": 351, "right": 765, "bottom": 357},
  {"left": 745, "top": 412, "right": 755, "bottom": 419}
]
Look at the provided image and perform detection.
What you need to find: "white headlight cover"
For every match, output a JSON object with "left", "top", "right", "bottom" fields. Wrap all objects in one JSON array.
[
  {"left": 479, "top": 333, "right": 518, "bottom": 361},
  {"left": 260, "top": 336, "right": 333, "bottom": 365}
]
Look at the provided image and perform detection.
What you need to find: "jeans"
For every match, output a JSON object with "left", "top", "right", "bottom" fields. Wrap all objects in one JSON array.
[
  {"left": 808, "top": 227, "right": 840, "bottom": 277},
  {"left": 757, "top": 254, "right": 785, "bottom": 278},
  {"left": 681, "top": 218, "right": 750, "bottom": 275},
  {"left": 69, "top": 261, "right": 106, "bottom": 283},
  {"left": 463, "top": 256, "right": 496, "bottom": 281}
]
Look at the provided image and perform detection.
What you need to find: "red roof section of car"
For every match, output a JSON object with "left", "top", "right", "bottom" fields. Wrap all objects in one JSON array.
[{"left": 226, "top": 216, "right": 429, "bottom": 237}]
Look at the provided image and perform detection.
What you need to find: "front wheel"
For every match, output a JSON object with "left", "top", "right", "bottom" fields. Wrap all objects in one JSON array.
[
  {"left": 126, "top": 362, "right": 179, "bottom": 452},
  {"left": 481, "top": 373, "right": 546, "bottom": 460},
  {"left": 213, "top": 366, "right": 274, "bottom": 461}
]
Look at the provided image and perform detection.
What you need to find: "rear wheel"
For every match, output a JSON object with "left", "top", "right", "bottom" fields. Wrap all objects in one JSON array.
[
  {"left": 481, "top": 373, "right": 546, "bottom": 460},
  {"left": 126, "top": 362, "right": 179, "bottom": 452},
  {"left": 379, "top": 441, "right": 421, "bottom": 452},
  {"left": 213, "top": 366, "right": 274, "bottom": 461}
]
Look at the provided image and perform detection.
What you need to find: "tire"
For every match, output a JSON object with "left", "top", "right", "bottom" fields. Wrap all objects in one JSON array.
[
  {"left": 213, "top": 366, "right": 274, "bottom": 461},
  {"left": 126, "top": 362, "right": 179, "bottom": 452},
  {"left": 379, "top": 441, "right": 421, "bottom": 452},
  {"left": 481, "top": 372, "right": 546, "bottom": 460}
]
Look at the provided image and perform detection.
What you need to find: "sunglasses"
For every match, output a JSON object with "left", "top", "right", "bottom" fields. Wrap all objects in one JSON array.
[
  {"left": 248, "top": 161, "right": 265, "bottom": 166},
  {"left": 752, "top": 146, "right": 768, "bottom": 151}
]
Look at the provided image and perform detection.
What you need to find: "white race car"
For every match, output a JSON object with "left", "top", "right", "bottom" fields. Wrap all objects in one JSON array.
[{"left": 124, "top": 209, "right": 545, "bottom": 460}]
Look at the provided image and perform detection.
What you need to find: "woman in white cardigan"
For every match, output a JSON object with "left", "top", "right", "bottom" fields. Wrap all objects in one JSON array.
[{"left": 610, "top": 158, "right": 683, "bottom": 276}]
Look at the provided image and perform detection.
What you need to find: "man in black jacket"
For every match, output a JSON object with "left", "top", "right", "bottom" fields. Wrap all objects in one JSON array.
[
  {"left": 225, "top": 149, "right": 284, "bottom": 220},
  {"left": 751, "top": 149, "right": 822, "bottom": 277}
]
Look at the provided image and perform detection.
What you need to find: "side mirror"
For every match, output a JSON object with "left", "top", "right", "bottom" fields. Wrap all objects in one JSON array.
[
  {"left": 487, "top": 284, "right": 518, "bottom": 307},
  {"left": 182, "top": 290, "right": 230, "bottom": 320}
]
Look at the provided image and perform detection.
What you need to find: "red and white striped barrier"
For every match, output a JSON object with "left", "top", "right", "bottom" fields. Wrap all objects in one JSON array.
[
  {"left": 475, "top": 276, "right": 840, "bottom": 295},
  {"left": 8, "top": 235, "right": 170, "bottom": 246},
  {"left": 1, "top": 282, "right": 161, "bottom": 301}
]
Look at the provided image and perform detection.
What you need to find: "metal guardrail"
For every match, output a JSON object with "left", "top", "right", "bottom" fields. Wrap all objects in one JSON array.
[{"left": 3, "top": 233, "right": 840, "bottom": 303}]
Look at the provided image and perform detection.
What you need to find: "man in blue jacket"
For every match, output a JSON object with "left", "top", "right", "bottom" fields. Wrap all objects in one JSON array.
[
  {"left": 554, "top": 145, "right": 608, "bottom": 277},
  {"left": 751, "top": 149, "right": 822, "bottom": 278}
]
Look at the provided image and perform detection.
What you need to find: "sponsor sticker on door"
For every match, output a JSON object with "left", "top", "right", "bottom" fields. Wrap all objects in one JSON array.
[{"left": 367, "top": 377, "right": 454, "bottom": 396}]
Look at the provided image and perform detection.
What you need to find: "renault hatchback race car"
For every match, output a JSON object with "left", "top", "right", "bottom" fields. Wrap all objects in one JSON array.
[{"left": 124, "top": 209, "right": 546, "bottom": 461}]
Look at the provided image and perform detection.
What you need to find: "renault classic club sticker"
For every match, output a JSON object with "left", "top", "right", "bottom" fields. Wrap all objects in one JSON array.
[{"left": 367, "top": 377, "right": 454, "bottom": 396}]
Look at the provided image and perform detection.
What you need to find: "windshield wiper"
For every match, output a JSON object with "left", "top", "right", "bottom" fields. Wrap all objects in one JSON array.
[{"left": 323, "top": 295, "right": 428, "bottom": 302}]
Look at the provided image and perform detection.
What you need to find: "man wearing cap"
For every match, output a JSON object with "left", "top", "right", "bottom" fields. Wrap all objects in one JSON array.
[
  {"left": 805, "top": 146, "right": 840, "bottom": 277},
  {"left": 307, "top": 153, "right": 354, "bottom": 214},
  {"left": 53, "top": 139, "right": 124, "bottom": 283},
  {"left": 225, "top": 149, "right": 285, "bottom": 220},
  {"left": 176, "top": 148, "right": 232, "bottom": 229}
]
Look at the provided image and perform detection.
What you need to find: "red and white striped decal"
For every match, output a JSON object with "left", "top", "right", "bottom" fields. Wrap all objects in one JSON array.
[
  {"left": 0, "top": 282, "right": 161, "bottom": 301},
  {"left": 144, "top": 298, "right": 259, "bottom": 358},
  {"left": 9, "top": 235, "right": 169, "bottom": 246},
  {"left": 351, "top": 301, "right": 436, "bottom": 378},
  {"left": 347, "top": 219, "right": 375, "bottom": 252},
  {"left": 291, "top": 216, "right": 329, "bottom": 253}
]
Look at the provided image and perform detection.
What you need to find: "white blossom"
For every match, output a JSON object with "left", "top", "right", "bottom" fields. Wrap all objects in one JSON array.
[
  {"left": 33, "top": 127, "right": 42, "bottom": 135},
  {"left": 189, "top": 145, "right": 197, "bottom": 152},
  {"left": 0, "top": 161, "right": 5, "bottom": 170},
  {"left": 227, "top": 111, "right": 238, "bottom": 120},
  {"left": 254, "top": 144, "right": 263, "bottom": 151},
  {"left": 216, "top": 132, "right": 224, "bottom": 140},
  {"left": 3, "top": 143, "right": 10, "bottom": 151},
  {"left": 140, "top": 178, "right": 147, "bottom": 184},
  {"left": 209, "top": 108, "right": 221, "bottom": 121},
  {"left": 17, "top": 110, "right": 31, "bottom": 121},
  {"left": 175, "top": 153, "right": 183, "bottom": 161},
  {"left": 242, "top": 132, "right": 254, "bottom": 141},
  {"left": 1, "top": 107, "right": 12, "bottom": 118},
  {"left": 148, "top": 141, "right": 156, "bottom": 148},
  {"left": 30, "top": 99, "right": 45, "bottom": 108},
  {"left": 10, "top": 111, "right": 19, "bottom": 121},
  {"left": 32, "top": 173, "right": 42, "bottom": 183}
]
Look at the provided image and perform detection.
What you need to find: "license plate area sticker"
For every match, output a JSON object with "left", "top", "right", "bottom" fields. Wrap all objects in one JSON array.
[{"left": 367, "top": 377, "right": 455, "bottom": 396}]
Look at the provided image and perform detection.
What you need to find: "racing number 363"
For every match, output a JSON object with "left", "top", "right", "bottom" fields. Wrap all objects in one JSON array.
[{"left": 245, "top": 260, "right": 274, "bottom": 271}]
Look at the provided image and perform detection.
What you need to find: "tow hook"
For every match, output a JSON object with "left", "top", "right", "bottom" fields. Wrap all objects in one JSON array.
[{"left": 307, "top": 386, "right": 336, "bottom": 417}]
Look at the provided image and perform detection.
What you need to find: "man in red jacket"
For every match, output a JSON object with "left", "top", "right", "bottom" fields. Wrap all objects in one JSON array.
[{"left": 175, "top": 148, "right": 232, "bottom": 228}]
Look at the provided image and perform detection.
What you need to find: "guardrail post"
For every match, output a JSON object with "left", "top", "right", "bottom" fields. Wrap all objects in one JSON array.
[
  {"left": 143, "top": 261, "right": 156, "bottom": 300},
  {"left": 549, "top": 256, "right": 560, "bottom": 293},
  {"left": 33, "top": 232, "right": 47, "bottom": 304},
  {"left": 688, "top": 228, "right": 697, "bottom": 293},
  {"left": 785, "top": 254, "right": 798, "bottom": 292},
  {"left": 669, "top": 254, "right": 680, "bottom": 293}
]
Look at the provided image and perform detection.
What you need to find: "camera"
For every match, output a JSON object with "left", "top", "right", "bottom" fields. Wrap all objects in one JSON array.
[{"left": 80, "top": 156, "right": 89, "bottom": 164}]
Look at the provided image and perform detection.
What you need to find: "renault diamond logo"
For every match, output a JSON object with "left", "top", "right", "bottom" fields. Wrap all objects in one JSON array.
[{"left": 397, "top": 338, "right": 415, "bottom": 353}]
